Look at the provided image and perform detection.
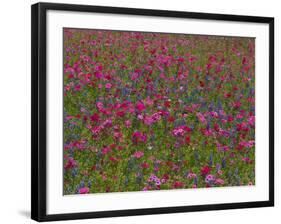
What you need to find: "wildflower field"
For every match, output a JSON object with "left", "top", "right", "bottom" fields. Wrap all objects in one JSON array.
[{"left": 63, "top": 28, "right": 255, "bottom": 195}]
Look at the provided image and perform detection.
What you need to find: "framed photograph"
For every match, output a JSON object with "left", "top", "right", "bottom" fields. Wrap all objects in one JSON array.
[{"left": 31, "top": 2, "right": 274, "bottom": 222}]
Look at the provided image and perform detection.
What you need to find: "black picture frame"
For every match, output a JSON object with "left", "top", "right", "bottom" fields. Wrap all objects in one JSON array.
[{"left": 31, "top": 2, "right": 274, "bottom": 222}]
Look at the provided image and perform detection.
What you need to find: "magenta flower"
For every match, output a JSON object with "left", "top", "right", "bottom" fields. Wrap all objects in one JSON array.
[
  {"left": 74, "top": 84, "right": 81, "bottom": 91},
  {"left": 105, "top": 83, "right": 112, "bottom": 89},
  {"left": 78, "top": 187, "right": 90, "bottom": 194},
  {"left": 132, "top": 131, "right": 141, "bottom": 139},
  {"left": 136, "top": 101, "right": 146, "bottom": 112},
  {"left": 90, "top": 113, "right": 100, "bottom": 122},
  {"left": 95, "top": 72, "right": 102, "bottom": 79},
  {"left": 132, "top": 131, "right": 147, "bottom": 143},
  {"left": 64, "top": 157, "right": 77, "bottom": 170}
]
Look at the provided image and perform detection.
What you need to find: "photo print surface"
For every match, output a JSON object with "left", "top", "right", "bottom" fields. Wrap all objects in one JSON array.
[{"left": 63, "top": 28, "right": 255, "bottom": 195}]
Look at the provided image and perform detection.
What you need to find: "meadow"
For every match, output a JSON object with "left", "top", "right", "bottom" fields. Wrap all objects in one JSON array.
[{"left": 63, "top": 28, "right": 255, "bottom": 194}]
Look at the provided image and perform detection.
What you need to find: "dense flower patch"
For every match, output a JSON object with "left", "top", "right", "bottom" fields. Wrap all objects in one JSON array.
[{"left": 63, "top": 28, "right": 255, "bottom": 195}]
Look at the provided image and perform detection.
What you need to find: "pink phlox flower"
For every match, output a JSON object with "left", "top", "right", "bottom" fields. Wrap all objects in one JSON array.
[
  {"left": 214, "top": 178, "right": 224, "bottom": 185},
  {"left": 133, "top": 151, "right": 144, "bottom": 158},
  {"left": 102, "top": 118, "right": 112, "bottom": 128},
  {"left": 151, "top": 112, "right": 162, "bottom": 121},
  {"left": 216, "top": 143, "right": 230, "bottom": 152},
  {"left": 172, "top": 126, "right": 185, "bottom": 136},
  {"left": 102, "top": 146, "right": 111, "bottom": 155},
  {"left": 239, "top": 140, "right": 255, "bottom": 148},
  {"left": 144, "top": 116, "right": 154, "bottom": 125},
  {"left": 96, "top": 102, "right": 104, "bottom": 110},
  {"left": 105, "top": 83, "right": 112, "bottom": 89},
  {"left": 172, "top": 125, "right": 191, "bottom": 137},
  {"left": 131, "top": 72, "right": 139, "bottom": 81},
  {"left": 248, "top": 115, "right": 255, "bottom": 126},
  {"left": 91, "top": 126, "right": 102, "bottom": 136},
  {"left": 137, "top": 114, "right": 144, "bottom": 120},
  {"left": 242, "top": 157, "right": 251, "bottom": 163},
  {"left": 187, "top": 172, "right": 197, "bottom": 179},
  {"left": 124, "top": 120, "right": 131, "bottom": 128},
  {"left": 210, "top": 111, "right": 219, "bottom": 118},
  {"left": 145, "top": 97, "right": 154, "bottom": 106},
  {"left": 205, "top": 174, "right": 215, "bottom": 183},
  {"left": 197, "top": 112, "right": 206, "bottom": 124}
]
